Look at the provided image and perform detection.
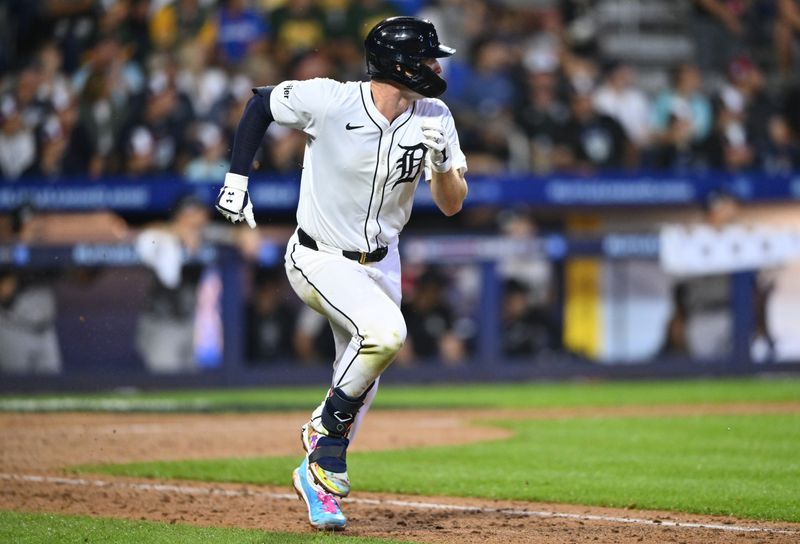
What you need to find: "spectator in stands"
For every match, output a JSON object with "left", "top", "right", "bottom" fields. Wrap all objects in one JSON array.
[
  {"left": 184, "top": 122, "right": 230, "bottom": 182},
  {"left": 99, "top": 0, "right": 152, "bottom": 66},
  {"left": 722, "top": 56, "right": 773, "bottom": 144},
  {"left": 495, "top": 206, "right": 551, "bottom": 297},
  {"left": 23, "top": 115, "right": 73, "bottom": 179},
  {"left": 652, "top": 112, "right": 704, "bottom": 172},
  {"left": 11, "top": 60, "right": 49, "bottom": 131},
  {"left": 658, "top": 285, "right": 690, "bottom": 358},
  {"left": 0, "top": 268, "right": 63, "bottom": 374},
  {"left": 0, "top": 205, "right": 62, "bottom": 375},
  {"left": 454, "top": 36, "right": 518, "bottom": 120},
  {"left": 72, "top": 67, "right": 127, "bottom": 177},
  {"left": 704, "top": 55, "right": 777, "bottom": 172},
  {"left": 135, "top": 195, "right": 210, "bottom": 373},
  {"left": 652, "top": 64, "right": 713, "bottom": 153},
  {"left": 246, "top": 267, "right": 297, "bottom": 365},
  {"left": 291, "top": 49, "right": 337, "bottom": 82},
  {"left": 707, "top": 109, "right": 755, "bottom": 172},
  {"left": 515, "top": 51, "right": 569, "bottom": 173},
  {"left": 558, "top": 0, "right": 599, "bottom": 58},
  {"left": 554, "top": 85, "right": 631, "bottom": 173},
  {"left": 750, "top": 272, "right": 776, "bottom": 363},
  {"left": 175, "top": 46, "right": 231, "bottom": 121},
  {"left": 0, "top": 96, "right": 36, "bottom": 180},
  {"left": 501, "top": 279, "right": 560, "bottom": 359},
  {"left": 419, "top": 0, "right": 491, "bottom": 59},
  {"left": 669, "top": 274, "right": 733, "bottom": 360},
  {"left": 269, "top": 0, "right": 326, "bottom": 67},
  {"left": 4, "top": 0, "right": 798, "bottom": 181},
  {"left": 124, "top": 125, "right": 158, "bottom": 177},
  {"left": 707, "top": 101, "right": 755, "bottom": 173},
  {"left": 212, "top": 0, "right": 269, "bottom": 68},
  {"left": 122, "top": 69, "right": 194, "bottom": 176},
  {"left": 593, "top": 61, "right": 653, "bottom": 156},
  {"left": 35, "top": 42, "right": 74, "bottom": 116},
  {"left": 398, "top": 267, "right": 467, "bottom": 366},
  {"left": 760, "top": 114, "right": 800, "bottom": 174},
  {"left": 29, "top": 0, "right": 99, "bottom": 75},
  {"left": 71, "top": 34, "right": 147, "bottom": 107},
  {"left": 293, "top": 306, "right": 336, "bottom": 365},
  {"left": 342, "top": 0, "right": 397, "bottom": 43},
  {"left": 560, "top": 54, "right": 598, "bottom": 101},
  {"left": 149, "top": 0, "right": 215, "bottom": 54},
  {"left": 668, "top": 190, "right": 741, "bottom": 360},
  {"left": 449, "top": 36, "right": 518, "bottom": 172},
  {"left": 321, "top": 0, "right": 397, "bottom": 80}
]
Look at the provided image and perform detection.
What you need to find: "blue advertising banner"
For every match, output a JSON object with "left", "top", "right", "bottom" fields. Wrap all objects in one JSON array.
[{"left": 1, "top": 171, "right": 797, "bottom": 212}]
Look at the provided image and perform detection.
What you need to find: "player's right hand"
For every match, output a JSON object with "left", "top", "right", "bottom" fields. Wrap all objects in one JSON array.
[
  {"left": 216, "top": 172, "right": 257, "bottom": 229},
  {"left": 421, "top": 118, "right": 452, "bottom": 174}
]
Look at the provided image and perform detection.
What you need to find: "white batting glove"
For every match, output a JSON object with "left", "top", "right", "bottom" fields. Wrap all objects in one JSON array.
[
  {"left": 421, "top": 118, "right": 452, "bottom": 173},
  {"left": 216, "top": 172, "right": 257, "bottom": 229}
]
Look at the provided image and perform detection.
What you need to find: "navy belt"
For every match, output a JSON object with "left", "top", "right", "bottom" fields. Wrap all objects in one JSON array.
[{"left": 297, "top": 228, "right": 388, "bottom": 264}]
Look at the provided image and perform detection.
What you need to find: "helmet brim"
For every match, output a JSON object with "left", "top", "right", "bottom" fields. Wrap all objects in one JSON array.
[{"left": 433, "top": 44, "right": 456, "bottom": 58}]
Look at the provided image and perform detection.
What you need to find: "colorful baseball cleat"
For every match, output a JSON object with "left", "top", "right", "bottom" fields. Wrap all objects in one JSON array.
[
  {"left": 301, "top": 422, "right": 352, "bottom": 497},
  {"left": 292, "top": 457, "right": 347, "bottom": 530}
]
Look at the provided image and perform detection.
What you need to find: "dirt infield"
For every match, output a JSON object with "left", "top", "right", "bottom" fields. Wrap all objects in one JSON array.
[{"left": 2, "top": 403, "right": 800, "bottom": 543}]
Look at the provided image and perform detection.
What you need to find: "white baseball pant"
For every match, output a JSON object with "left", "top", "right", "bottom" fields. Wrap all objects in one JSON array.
[{"left": 284, "top": 229, "right": 405, "bottom": 442}]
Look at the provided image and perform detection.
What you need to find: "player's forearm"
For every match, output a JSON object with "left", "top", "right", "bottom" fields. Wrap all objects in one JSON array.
[
  {"left": 229, "top": 91, "right": 274, "bottom": 176},
  {"left": 430, "top": 169, "right": 467, "bottom": 216},
  {"left": 218, "top": 90, "right": 274, "bottom": 228}
]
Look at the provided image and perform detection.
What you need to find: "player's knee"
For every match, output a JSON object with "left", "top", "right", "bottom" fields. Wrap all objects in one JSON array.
[
  {"left": 373, "top": 327, "right": 406, "bottom": 359},
  {"left": 363, "top": 317, "right": 406, "bottom": 360}
]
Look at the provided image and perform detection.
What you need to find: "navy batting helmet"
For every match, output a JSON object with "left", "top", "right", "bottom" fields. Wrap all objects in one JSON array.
[{"left": 364, "top": 16, "right": 455, "bottom": 98}]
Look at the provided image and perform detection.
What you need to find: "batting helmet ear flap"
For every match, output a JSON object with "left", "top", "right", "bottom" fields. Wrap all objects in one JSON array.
[{"left": 404, "top": 62, "right": 447, "bottom": 98}]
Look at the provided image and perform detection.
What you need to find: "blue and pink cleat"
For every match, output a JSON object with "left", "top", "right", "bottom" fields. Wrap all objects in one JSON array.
[{"left": 292, "top": 457, "right": 347, "bottom": 530}]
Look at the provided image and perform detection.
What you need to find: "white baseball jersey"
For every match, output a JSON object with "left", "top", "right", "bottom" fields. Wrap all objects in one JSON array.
[{"left": 267, "top": 78, "right": 467, "bottom": 253}]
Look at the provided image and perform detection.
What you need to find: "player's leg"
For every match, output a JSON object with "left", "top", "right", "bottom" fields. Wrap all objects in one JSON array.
[
  {"left": 347, "top": 376, "right": 379, "bottom": 443},
  {"left": 286, "top": 240, "right": 406, "bottom": 399},
  {"left": 311, "top": 242, "right": 400, "bottom": 446},
  {"left": 323, "top": 320, "right": 380, "bottom": 444},
  {"left": 335, "top": 243, "right": 400, "bottom": 443},
  {"left": 286, "top": 236, "right": 406, "bottom": 497}
]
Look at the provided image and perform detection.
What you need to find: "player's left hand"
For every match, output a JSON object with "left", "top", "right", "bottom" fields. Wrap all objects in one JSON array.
[
  {"left": 421, "top": 119, "right": 452, "bottom": 173},
  {"left": 216, "top": 173, "right": 257, "bottom": 229}
]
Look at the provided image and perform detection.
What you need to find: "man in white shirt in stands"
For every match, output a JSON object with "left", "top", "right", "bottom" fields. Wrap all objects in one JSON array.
[{"left": 215, "top": 16, "right": 468, "bottom": 530}]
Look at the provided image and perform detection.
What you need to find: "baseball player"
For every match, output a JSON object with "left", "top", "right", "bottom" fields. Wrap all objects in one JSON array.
[{"left": 216, "top": 16, "right": 467, "bottom": 530}]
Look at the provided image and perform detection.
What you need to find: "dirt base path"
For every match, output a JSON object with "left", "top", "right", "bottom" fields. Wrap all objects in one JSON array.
[{"left": 2, "top": 403, "right": 799, "bottom": 544}]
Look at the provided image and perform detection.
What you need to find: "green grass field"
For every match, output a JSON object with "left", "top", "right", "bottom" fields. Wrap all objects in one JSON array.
[
  {"left": 0, "top": 511, "right": 412, "bottom": 544},
  {"left": 66, "top": 378, "right": 800, "bottom": 522},
  {"left": 2, "top": 376, "right": 799, "bottom": 412},
  {"left": 80, "top": 412, "right": 800, "bottom": 522},
  {"left": 5, "top": 377, "right": 800, "bottom": 541}
]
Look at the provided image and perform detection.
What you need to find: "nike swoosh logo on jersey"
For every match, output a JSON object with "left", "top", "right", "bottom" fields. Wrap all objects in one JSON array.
[{"left": 345, "top": 123, "right": 364, "bottom": 130}]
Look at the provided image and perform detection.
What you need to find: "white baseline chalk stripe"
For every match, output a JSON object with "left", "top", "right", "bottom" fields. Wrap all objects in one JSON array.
[{"left": 2, "top": 473, "right": 797, "bottom": 536}]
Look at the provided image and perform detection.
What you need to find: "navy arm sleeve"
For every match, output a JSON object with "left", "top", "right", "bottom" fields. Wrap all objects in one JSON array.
[{"left": 229, "top": 86, "right": 275, "bottom": 176}]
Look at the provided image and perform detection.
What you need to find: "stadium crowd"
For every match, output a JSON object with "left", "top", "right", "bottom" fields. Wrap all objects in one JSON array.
[
  {"left": 2, "top": 0, "right": 800, "bottom": 181},
  {"left": 2, "top": 0, "right": 799, "bottom": 374}
]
